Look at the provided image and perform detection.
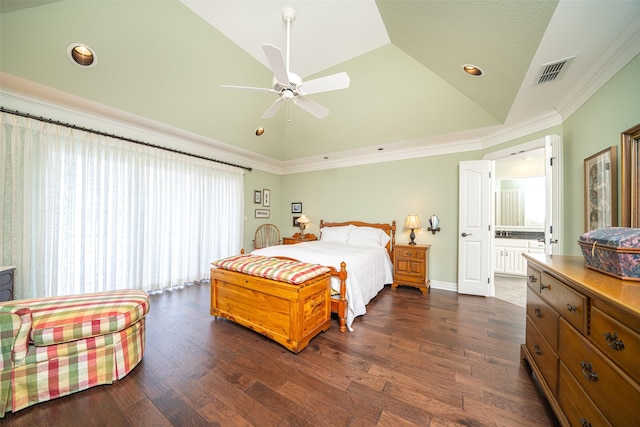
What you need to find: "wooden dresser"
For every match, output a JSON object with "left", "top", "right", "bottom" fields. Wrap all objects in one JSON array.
[{"left": 522, "top": 254, "right": 640, "bottom": 426}]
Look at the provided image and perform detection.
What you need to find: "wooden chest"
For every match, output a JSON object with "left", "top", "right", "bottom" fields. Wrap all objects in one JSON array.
[{"left": 210, "top": 267, "right": 331, "bottom": 353}]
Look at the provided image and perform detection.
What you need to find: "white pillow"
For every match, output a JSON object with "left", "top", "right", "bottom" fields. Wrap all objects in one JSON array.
[
  {"left": 320, "top": 225, "right": 352, "bottom": 244},
  {"left": 347, "top": 226, "right": 390, "bottom": 248}
]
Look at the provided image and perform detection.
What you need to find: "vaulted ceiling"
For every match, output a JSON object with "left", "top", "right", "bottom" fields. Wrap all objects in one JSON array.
[{"left": 1, "top": 1, "right": 639, "bottom": 173}]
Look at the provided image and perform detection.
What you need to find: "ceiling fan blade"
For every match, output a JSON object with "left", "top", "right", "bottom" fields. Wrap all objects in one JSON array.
[
  {"left": 221, "top": 84, "right": 277, "bottom": 94},
  {"left": 294, "top": 96, "right": 329, "bottom": 119},
  {"left": 261, "top": 98, "right": 285, "bottom": 119},
  {"left": 262, "top": 44, "right": 290, "bottom": 86},
  {"left": 299, "top": 72, "right": 350, "bottom": 95}
]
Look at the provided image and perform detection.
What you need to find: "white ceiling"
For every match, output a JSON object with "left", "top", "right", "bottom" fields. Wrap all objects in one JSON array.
[
  {"left": 1, "top": 0, "right": 640, "bottom": 173},
  {"left": 180, "top": 0, "right": 391, "bottom": 78}
]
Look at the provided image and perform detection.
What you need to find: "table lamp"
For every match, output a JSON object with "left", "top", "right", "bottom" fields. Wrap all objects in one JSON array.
[{"left": 405, "top": 214, "right": 421, "bottom": 245}]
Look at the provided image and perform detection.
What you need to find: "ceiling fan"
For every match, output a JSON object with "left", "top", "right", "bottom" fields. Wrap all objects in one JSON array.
[{"left": 222, "top": 7, "right": 350, "bottom": 120}]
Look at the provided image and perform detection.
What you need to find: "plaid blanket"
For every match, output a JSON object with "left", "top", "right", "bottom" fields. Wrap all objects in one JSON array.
[{"left": 213, "top": 254, "right": 330, "bottom": 284}]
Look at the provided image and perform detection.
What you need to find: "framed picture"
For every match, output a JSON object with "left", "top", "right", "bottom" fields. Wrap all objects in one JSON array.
[
  {"left": 254, "top": 190, "right": 262, "bottom": 204},
  {"left": 293, "top": 216, "right": 300, "bottom": 227},
  {"left": 262, "top": 189, "right": 271, "bottom": 207},
  {"left": 291, "top": 202, "right": 302, "bottom": 213},
  {"left": 584, "top": 146, "right": 617, "bottom": 231},
  {"left": 255, "top": 209, "right": 270, "bottom": 219}
]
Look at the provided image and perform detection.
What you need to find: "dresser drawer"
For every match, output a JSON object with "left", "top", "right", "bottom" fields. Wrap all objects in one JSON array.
[
  {"left": 558, "top": 318, "right": 640, "bottom": 426},
  {"left": 526, "top": 286, "right": 559, "bottom": 349},
  {"left": 526, "top": 317, "right": 559, "bottom": 396},
  {"left": 526, "top": 265, "right": 541, "bottom": 292},
  {"left": 540, "top": 272, "right": 588, "bottom": 334},
  {"left": 558, "top": 362, "right": 610, "bottom": 427},
  {"left": 395, "top": 247, "right": 425, "bottom": 260},
  {"left": 590, "top": 306, "right": 640, "bottom": 385}
]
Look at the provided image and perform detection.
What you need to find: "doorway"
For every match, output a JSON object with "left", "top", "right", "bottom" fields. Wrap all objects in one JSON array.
[
  {"left": 483, "top": 135, "right": 563, "bottom": 306},
  {"left": 493, "top": 149, "right": 544, "bottom": 306}
]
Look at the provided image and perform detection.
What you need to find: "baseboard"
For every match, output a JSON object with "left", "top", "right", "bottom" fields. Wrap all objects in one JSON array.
[{"left": 430, "top": 280, "right": 457, "bottom": 292}]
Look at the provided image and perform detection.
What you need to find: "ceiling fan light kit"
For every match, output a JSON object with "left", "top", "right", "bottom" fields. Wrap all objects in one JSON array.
[{"left": 222, "top": 7, "right": 350, "bottom": 120}]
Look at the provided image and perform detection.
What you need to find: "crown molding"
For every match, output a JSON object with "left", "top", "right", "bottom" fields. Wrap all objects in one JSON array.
[
  {"left": 280, "top": 110, "right": 562, "bottom": 174},
  {"left": 0, "top": 73, "right": 283, "bottom": 174},
  {"left": 2, "top": 73, "right": 563, "bottom": 177}
]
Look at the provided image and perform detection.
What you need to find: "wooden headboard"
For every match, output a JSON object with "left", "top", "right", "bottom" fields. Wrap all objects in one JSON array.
[{"left": 319, "top": 219, "right": 397, "bottom": 258}]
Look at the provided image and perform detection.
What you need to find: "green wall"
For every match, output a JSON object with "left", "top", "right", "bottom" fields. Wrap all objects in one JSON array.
[
  {"left": 242, "top": 169, "right": 282, "bottom": 251},
  {"left": 242, "top": 52, "right": 640, "bottom": 284},
  {"left": 562, "top": 53, "right": 640, "bottom": 255},
  {"left": 279, "top": 153, "right": 478, "bottom": 284}
]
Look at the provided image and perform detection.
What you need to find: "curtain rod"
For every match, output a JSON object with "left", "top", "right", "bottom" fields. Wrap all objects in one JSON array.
[{"left": 0, "top": 107, "right": 252, "bottom": 172}]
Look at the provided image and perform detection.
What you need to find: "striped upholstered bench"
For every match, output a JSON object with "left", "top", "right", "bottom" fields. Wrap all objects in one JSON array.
[{"left": 0, "top": 289, "right": 150, "bottom": 417}]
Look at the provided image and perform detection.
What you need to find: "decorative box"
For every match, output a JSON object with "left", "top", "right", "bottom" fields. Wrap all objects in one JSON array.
[{"left": 578, "top": 227, "right": 640, "bottom": 281}]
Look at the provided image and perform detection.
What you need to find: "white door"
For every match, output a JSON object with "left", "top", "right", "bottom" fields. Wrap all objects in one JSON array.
[
  {"left": 544, "top": 135, "right": 563, "bottom": 255},
  {"left": 458, "top": 160, "right": 493, "bottom": 296}
]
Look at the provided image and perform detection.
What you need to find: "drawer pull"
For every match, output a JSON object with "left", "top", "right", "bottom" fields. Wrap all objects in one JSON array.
[
  {"left": 540, "top": 283, "right": 551, "bottom": 292},
  {"left": 534, "top": 308, "right": 543, "bottom": 318},
  {"left": 533, "top": 344, "right": 542, "bottom": 356},
  {"left": 580, "top": 419, "right": 592, "bottom": 427},
  {"left": 406, "top": 252, "right": 413, "bottom": 256},
  {"left": 580, "top": 361, "right": 599, "bottom": 382},
  {"left": 528, "top": 275, "right": 538, "bottom": 283},
  {"left": 603, "top": 331, "right": 625, "bottom": 351},
  {"left": 566, "top": 304, "right": 577, "bottom": 313}
]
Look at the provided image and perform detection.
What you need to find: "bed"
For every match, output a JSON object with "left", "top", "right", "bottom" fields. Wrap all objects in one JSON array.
[{"left": 252, "top": 220, "right": 396, "bottom": 331}]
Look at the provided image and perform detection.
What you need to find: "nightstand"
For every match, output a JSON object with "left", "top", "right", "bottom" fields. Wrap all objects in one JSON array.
[
  {"left": 392, "top": 244, "right": 430, "bottom": 294},
  {"left": 282, "top": 233, "right": 318, "bottom": 245}
]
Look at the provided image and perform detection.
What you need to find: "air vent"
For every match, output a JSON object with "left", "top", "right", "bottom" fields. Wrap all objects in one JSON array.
[{"left": 535, "top": 56, "right": 575, "bottom": 85}]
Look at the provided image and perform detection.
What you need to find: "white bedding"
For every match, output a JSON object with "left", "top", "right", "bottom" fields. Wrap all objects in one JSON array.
[{"left": 251, "top": 241, "right": 393, "bottom": 330}]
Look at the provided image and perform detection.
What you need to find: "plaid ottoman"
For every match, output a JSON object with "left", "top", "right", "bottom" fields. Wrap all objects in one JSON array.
[{"left": 0, "top": 289, "right": 150, "bottom": 416}]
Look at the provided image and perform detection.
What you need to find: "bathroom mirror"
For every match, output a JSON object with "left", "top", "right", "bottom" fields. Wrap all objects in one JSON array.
[{"left": 495, "top": 177, "right": 545, "bottom": 229}]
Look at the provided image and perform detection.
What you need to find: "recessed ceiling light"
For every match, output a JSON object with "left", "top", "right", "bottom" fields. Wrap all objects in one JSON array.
[
  {"left": 255, "top": 126, "right": 265, "bottom": 136},
  {"left": 67, "top": 43, "right": 96, "bottom": 68},
  {"left": 462, "top": 64, "right": 483, "bottom": 76}
]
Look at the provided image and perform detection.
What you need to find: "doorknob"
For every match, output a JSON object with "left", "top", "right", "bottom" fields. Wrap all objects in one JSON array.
[{"left": 461, "top": 232, "right": 472, "bottom": 237}]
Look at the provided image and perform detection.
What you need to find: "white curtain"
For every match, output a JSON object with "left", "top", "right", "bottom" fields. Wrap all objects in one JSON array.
[{"left": 1, "top": 111, "right": 244, "bottom": 299}]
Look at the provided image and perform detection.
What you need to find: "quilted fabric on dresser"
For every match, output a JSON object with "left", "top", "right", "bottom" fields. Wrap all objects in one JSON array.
[{"left": 12, "top": 290, "right": 150, "bottom": 346}]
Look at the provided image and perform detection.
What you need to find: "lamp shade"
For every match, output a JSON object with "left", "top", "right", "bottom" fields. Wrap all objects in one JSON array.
[
  {"left": 296, "top": 214, "right": 310, "bottom": 225},
  {"left": 405, "top": 215, "right": 421, "bottom": 229}
]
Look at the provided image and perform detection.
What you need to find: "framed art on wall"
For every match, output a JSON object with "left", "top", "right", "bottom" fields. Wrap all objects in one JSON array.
[
  {"left": 254, "top": 190, "right": 262, "bottom": 204},
  {"left": 255, "top": 209, "right": 270, "bottom": 219},
  {"left": 584, "top": 146, "right": 617, "bottom": 231},
  {"left": 263, "top": 189, "right": 271, "bottom": 207},
  {"left": 291, "top": 202, "right": 302, "bottom": 213}
]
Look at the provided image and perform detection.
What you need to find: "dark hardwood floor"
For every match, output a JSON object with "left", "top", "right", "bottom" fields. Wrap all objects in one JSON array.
[{"left": 3, "top": 283, "right": 558, "bottom": 426}]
